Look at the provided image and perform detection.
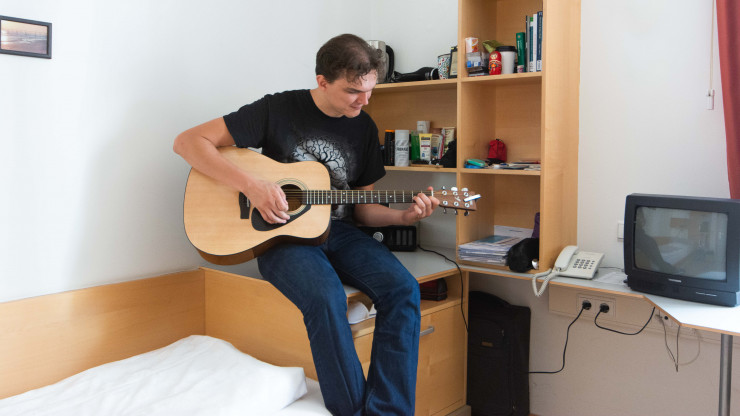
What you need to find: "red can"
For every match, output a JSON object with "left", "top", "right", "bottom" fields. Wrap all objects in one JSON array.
[{"left": 489, "top": 50, "right": 502, "bottom": 75}]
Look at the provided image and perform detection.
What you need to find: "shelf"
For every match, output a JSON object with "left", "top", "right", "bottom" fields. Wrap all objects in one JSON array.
[
  {"left": 373, "top": 78, "right": 457, "bottom": 93},
  {"left": 371, "top": 73, "right": 541, "bottom": 94},
  {"left": 460, "top": 72, "right": 542, "bottom": 87},
  {"left": 364, "top": 0, "right": 579, "bottom": 272},
  {"left": 386, "top": 166, "right": 456, "bottom": 173},
  {"left": 460, "top": 168, "right": 541, "bottom": 176},
  {"left": 386, "top": 166, "right": 540, "bottom": 176}
]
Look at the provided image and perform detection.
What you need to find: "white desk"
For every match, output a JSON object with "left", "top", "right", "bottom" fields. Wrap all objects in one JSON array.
[{"left": 474, "top": 264, "right": 738, "bottom": 416}]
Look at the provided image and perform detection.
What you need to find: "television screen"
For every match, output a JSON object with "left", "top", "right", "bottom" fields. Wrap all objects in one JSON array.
[
  {"left": 634, "top": 206, "right": 727, "bottom": 282},
  {"left": 625, "top": 193, "right": 740, "bottom": 306}
]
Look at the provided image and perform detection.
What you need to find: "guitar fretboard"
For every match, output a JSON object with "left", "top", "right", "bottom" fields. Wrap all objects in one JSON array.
[{"left": 298, "top": 190, "right": 432, "bottom": 205}]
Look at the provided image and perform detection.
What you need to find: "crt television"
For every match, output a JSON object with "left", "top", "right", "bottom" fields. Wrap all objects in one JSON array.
[{"left": 624, "top": 193, "right": 740, "bottom": 306}]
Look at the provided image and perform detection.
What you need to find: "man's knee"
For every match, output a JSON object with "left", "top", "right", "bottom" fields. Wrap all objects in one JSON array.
[{"left": 301, "top": 281, "right": 348, "bottom": 317}]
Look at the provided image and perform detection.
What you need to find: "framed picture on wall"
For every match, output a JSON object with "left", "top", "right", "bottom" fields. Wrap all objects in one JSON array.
[{"left": 0, "top": 15, "right": 52, "bottom": 59}]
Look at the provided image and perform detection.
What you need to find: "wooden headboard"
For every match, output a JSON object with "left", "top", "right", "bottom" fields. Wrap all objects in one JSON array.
[
  {"left": 0, "top": 270, "right": 205, "bottom": 399},
  {"left": 0, "top": 267, "right": 317, "bottom": 400}
]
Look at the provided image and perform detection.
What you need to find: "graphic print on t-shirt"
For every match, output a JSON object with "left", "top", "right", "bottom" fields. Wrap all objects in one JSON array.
[{"left": 291, "top": 136, "right": 353, "bottom": 220}]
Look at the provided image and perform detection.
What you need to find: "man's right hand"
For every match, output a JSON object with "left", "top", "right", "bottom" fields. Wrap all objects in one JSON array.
[
  {"left": 174, "top": 117, "right": 290, "bottom": 225},
  {"left": 245, "top": 178, "right": 290, "bottom": 224}
]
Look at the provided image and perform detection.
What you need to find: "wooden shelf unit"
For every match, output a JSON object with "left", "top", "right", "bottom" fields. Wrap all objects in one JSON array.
[{"left": 364, "top": 0, "right": 581, "bottom": 272}]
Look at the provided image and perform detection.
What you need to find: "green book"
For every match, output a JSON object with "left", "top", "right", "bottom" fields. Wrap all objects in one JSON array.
[{"left": 516, "top": 32, "right": 526, "bottom": 72}]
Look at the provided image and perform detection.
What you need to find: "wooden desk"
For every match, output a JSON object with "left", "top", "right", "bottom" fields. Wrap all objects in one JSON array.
[{"left": 214, "top": 247, "right": 737, "bottom": 416}]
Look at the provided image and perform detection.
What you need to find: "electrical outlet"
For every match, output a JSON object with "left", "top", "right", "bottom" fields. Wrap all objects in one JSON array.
[
  {"left": 577, "top": 294, "right": 616, "bottom": 318},
  {"left": 655, "top": 313, "right": 678, "bottom": 329}
]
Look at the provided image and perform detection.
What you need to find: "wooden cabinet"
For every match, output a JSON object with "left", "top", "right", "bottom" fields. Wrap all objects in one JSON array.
[
  {"left": 353, "top": 271, "right": 468, "bottom": 416},
  {"left": 365, "top": 0, "right": 581, "bottom": 272},
  {"left": 204, "top": 266, "right": 468, "bottom": 416}
]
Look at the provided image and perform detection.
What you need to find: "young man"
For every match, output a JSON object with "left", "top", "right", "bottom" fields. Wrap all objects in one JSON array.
[{"left": 174, "top": 33, "right": 438, "bottom": 415}]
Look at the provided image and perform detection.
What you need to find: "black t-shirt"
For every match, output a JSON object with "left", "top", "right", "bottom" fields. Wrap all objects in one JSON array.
[{"left": 223, "top": 89, "right": 385, "bottom": 220}]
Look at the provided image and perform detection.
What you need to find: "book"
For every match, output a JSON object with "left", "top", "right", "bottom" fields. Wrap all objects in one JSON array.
[
  {"left": 458, "top": 225, "right": 533, "bottom": 265},
  {"left": 524, "top": 15, "right": 531, "bottom": 72},
  {"left": 516, "top": 32, "right": 526, "bottom": 73},
  {"left": 536, "top": 11, "right": 543, "bottom": 71},
  {"left": 529, "top": 13, "right": 537, "bottom": 73}
]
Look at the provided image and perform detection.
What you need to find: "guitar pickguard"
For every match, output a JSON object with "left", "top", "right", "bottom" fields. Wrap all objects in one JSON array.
[
  {"left": 245, "top": 178, "right": 313, "bottom": 231},
  {"left": 251, "top": 204, "right": 311, "bottom": 231}
]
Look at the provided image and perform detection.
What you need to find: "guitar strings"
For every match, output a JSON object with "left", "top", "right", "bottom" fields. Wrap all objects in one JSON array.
[{"left": 280, "top": 191, "right": 433, "bottom": 194}]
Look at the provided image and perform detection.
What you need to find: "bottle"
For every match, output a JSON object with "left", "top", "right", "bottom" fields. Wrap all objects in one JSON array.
[
  {"left": 489, "top": 50, "right": 502, "bottom": 75},
  {"left": 384, "top": 130, "right": 395, "bottom": 166},
  {"left": 394, "top": 129, "right": 410, "bottom": 167},
  {"left": 410, "top": 131, "right": 420, "bottom": 161}
]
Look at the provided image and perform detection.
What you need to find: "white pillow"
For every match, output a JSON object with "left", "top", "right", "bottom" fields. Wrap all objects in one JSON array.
[{"left": 0, "top": 335, "right": 307, "bottom": 416}]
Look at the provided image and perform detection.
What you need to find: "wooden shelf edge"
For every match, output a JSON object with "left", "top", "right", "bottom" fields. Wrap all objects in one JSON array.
[
  {"left": 387, "top": 166, "right": 541, "bottom": 175},
  {"left": 459, "top": 168, "right": 541, "bottom": 176},
  {"left": 386, "top": 166, "right": 457, "bottom": 173},
  {"left": 371, "top": 72, "right": 541, "bottom": 94},
  {"left": 373, "top": 78, "right": 458, "bottom": 93},
  {"left": 460, "top": 72, "right": 542, "bottom": 86}
]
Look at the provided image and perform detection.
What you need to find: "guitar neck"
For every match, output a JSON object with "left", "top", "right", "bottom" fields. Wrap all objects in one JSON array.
[{"left": 297, "top": 190, "right": 432, "bottom": 206}]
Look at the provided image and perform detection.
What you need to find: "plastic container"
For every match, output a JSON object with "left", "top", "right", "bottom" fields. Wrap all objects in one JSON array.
[
  {"left": 410, "top": 132, "right": 420, "bottom": 161},
  {"left": 394, "top": 129, "right": 410, "bottom": 167},
  {"left": 496, "top": 46, "right": 517, "bottom": 74}
]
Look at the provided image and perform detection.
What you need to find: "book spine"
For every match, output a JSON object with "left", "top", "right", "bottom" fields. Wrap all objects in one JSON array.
[
  {"left": 524, "top": 16, "right": 530, "bottom": 72},
  {"left": 536, "top": 10, "right": 543, "bottom": 71},
  {"left": 516, "top": 32, "right": 525, "bottom": 73},
  {"left": 529, "top": 13, "right": 537, "bottom": 72}
]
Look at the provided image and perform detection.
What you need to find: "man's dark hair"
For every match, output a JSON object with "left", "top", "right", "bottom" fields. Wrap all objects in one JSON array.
[{"left": 315, "top": 34, "right": 383, "bottom": 83}]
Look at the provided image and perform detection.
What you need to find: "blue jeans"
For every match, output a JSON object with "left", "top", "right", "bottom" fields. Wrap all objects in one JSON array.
[{"left": 258, "top": 220, "right": 421, "bottom": 416}]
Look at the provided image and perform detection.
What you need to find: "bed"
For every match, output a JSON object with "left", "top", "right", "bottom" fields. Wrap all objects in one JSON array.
[
  {"left": 0, "top": 262, "right": 468, "bottom": 415},
  {"left": 0, "top": 335, "right": 330, "bottom": 415},
  {"left": 0, "top": 267, "right": 334, "bottom": 415}
]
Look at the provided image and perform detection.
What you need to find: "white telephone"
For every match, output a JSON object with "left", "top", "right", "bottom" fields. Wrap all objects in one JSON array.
[
  {"left": 532, "top": 245, "right": 605, "bottom": 297},
  {"left": 553, "top": 245, "right": 604, "bottom": 279}
]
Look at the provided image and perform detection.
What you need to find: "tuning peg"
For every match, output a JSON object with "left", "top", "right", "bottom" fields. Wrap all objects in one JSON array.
[
  {"left": 441, "top": 186, "right": 446, "bottom": 190},
  {"left": 454, "top": 210, "right": 459, "bottom": 215},
  {"left": 462, "top": 188, "right": 468, "bottom": 192},
  {"left": 464, "top": 211, "right": 469, "bottom": 216},
  {"left": 451, "top": 187, "right": 458, "bottom": 192},
  {"left": 443, "top": 208, "right": 447, "bottom": 214}
]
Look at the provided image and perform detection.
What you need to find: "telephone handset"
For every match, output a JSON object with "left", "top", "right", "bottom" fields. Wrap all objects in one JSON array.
[
  {"left": 554, "top": 245, "right": 605, "bottom": 279},
  {"left": 532, "top": 245, "right": 605, "bottom": 297}
]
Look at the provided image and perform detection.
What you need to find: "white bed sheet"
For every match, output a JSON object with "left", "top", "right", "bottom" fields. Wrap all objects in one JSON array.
[
  {"left": 0, "top": 335, "right": 330, "bottom": 416},
  {"left": 277, "top": 378, "right": 329, "bottom": 416}
]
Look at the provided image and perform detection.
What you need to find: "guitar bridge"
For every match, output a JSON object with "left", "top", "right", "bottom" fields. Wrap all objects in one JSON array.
[{"left": 239, "top": 193, "right": 250, "bottom": 219}]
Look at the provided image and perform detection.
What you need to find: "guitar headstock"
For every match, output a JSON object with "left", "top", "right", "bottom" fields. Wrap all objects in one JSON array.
[{"left": 435, "top": 187, "right": 480, "bottom": 215}]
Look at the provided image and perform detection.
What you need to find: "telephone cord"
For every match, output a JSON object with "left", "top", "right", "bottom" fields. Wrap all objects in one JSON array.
[{"left": 532, "top": 269, "right": 557, "bottom": 297}]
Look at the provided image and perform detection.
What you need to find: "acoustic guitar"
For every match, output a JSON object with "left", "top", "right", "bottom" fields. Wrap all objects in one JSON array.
[{"left": 183, "top": 147, "right": 480, "bottom": 265}]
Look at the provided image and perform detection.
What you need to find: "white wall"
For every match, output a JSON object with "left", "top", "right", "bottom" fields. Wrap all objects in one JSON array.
[
  {"left": 579, "top": 0, "right": 729, "bottom": 265},
  {"left": 0, "top": 0, "right": 372, "bottom": 302},
  {"left": 3, "top": 0, "right": 737, "bottom": 415}
]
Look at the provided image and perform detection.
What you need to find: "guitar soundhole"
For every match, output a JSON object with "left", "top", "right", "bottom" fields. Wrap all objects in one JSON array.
[{"left": 282, "top": 184, "right": 303, "bottom": 212}]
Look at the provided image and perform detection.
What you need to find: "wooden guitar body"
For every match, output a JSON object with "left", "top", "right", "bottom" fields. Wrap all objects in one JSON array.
[{"left": 184, "top": 147, "right": 331, "bottom": 265}]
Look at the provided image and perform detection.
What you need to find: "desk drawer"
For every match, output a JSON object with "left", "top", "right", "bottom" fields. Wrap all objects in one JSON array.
[{"left": 353, "top": 304, "right": 466, "bottom": 416}]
